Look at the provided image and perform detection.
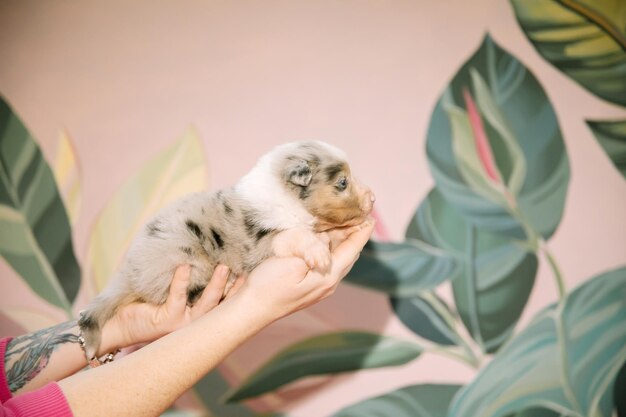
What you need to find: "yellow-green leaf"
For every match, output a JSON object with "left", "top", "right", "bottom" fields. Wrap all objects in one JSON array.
[
  {"left": 85, "top": 128, "right": 208, "bottom": 292},
  {"left": 52, "top": 130, "right": 82, "bottom": 226},
  {"left": 511, "top": 0, "right": 626, "bottom": 106}
]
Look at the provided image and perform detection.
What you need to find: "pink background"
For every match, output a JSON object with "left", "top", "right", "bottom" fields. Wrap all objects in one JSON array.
[{"left": 1, "top": 1, "right": 625, "bottom": 416}]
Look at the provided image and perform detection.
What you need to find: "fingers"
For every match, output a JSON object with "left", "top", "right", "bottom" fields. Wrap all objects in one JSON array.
[
  {"left": 193, "top": 265, "right": 231, "bottom": 315},
  {"left": 298, "top": 219, "right": 374, "bottom": 300},
  {"left": 328, "top": 218, "right": 375, "bottom": 278},
  {"left": 165, "top": 264, "right": 192, "bottom": 311},
  {"left": 224, "top": 275, "right": 246, "bottom": 300},
  {"left": 326, "top": 219, "right": 372, "bottom": 250}
]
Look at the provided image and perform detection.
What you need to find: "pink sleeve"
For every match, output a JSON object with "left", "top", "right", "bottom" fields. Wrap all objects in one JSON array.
[{"left": 0, "top": 338, "right": 74, "bottom": 417}]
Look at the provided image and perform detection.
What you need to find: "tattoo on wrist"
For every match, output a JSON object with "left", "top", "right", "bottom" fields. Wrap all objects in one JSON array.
[{"left": 4, "top": 320, "right": 79, "bottom": 393}]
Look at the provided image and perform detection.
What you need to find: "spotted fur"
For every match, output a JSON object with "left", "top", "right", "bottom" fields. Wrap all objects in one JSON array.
[{"left": 78, "top": 140, "right": 374, "bottom": 359}]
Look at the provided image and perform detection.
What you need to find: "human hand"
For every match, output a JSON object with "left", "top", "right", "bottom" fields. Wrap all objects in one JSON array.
[
  {"left": 99, "top": 264, "right": 244, "bottom": 355},
  {"left": 236, "top": 218, "right": 375, "bottom": 322}
]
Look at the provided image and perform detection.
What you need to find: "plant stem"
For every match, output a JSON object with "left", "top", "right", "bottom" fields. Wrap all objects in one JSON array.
[
  {"left": 541, "top": 240, "right": 566, "bottom": 300},
  {"left": 426, "top": 345, "right": 480, "bottom": 369},
  {"left": 420, "top": 291, "right": 483, "bottom": 367}
]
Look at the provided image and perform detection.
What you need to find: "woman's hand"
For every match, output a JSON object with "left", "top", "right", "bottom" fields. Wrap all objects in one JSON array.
[
  {"left": 58, "top": 219, "right": 375, "bottom": 417},
  {"left": 236, "top": 218, "right": 375, "bottom": 323},
  {"left": 99, "top": 264, "right": 244, "bottom": 354}
]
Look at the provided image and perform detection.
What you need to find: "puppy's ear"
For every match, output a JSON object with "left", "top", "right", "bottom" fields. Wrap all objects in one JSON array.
[{"left": 286, "top": 159, "right": 313, "bottom": 187}]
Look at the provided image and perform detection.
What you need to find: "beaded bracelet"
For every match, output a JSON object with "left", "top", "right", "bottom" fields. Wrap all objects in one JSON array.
[{"left": 77, "top": 331, "right": 120, "bottom": 368}]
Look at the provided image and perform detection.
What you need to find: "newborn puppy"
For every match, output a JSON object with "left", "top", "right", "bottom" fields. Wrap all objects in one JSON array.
[{"left": 79, "top": 140, "right": 375, "bottom": 360}]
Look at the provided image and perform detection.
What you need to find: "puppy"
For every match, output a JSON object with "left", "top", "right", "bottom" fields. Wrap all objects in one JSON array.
[{"left": 79, "top": 140, "right": 375, "bottom": 360}]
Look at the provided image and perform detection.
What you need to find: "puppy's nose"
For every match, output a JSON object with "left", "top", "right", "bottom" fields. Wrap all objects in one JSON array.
[{"left": 362, "top": 190, "right": 375, "bottom": 212}]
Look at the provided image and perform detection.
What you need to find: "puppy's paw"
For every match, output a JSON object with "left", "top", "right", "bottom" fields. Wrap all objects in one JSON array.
[
  {"left": 304, "top": 239, "right": 332, "bottom": 272},
  {"left": 78, "top": 311, "right": 102, "bottom": 360}
]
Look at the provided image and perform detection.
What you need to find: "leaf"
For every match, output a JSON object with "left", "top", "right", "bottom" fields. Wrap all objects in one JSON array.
[
  {"left": 330, "top": 384, "right": 462, "bottom": 417},
  {"left": 510, "top": 0, "right": 626, "bottom": 106},
  {"left": 256, "top": 414, "right": 290, "bottom": 417},
  {"left": 514, "top": 409, "right": 561, "bottom": 417},
  {"left": 52, "top": 130, "right": 82, "bottom": 226},
  {"left": 390, "top": 292, "right": 460, "bottom": 346},
  {"left": 614, "top": 359, "right": 626, "bottom": 416},
  {"left": 407, "top": 189, "right": 537, "bottom": 352},
  {"left": 84, "top": 128, "right": 208, "bottom": 292},
  {"left": 426, "top": 34, "right": 569, "bottom": 241},
  {"left": 194, "top": 369, "right": 255, "bottom": 417},
  {"left": 587, "top": 119, "right": 626, "bottom": 179},
  {"left": 223, "top": 332, "right": 423, "bottom": 403},
  {"left": 159, "top": 410, "right": 203, "bottom": 417},
  {"left": 345, "top": 240, "right": 457, "bottom": 297},
  {"left": 0, "top": 97, "right": 80, "bottom": 315},
  {"left": 449, "top": 266, "right": 626, "bottom": 417}
]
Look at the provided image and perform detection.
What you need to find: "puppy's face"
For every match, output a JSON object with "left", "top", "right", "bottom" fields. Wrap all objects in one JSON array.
[{"left": 281, "top": 142, "right": 375, "bottom": 231}]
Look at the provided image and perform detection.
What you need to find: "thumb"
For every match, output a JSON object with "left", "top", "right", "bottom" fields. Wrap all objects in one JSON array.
[{"left": 166, "top": 264, "right": 192, "bottom": 309}]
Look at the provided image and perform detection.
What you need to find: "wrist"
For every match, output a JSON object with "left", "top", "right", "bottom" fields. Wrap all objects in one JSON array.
[
  {"left": 98, "top": 316, "right": 126, "bottom": 356},
  {"left": 221, "top": 290, "right": 281, "bottom": 330}
]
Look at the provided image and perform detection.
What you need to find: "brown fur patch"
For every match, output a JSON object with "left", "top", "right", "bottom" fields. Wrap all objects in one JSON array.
[{"left": 303, "top": 164, "right": 367, "bottom": 229}]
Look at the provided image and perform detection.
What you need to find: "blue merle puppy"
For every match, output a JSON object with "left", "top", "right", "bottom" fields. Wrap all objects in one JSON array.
[{"left": 78, "top": 140, "right": 375, "bottom": 360}]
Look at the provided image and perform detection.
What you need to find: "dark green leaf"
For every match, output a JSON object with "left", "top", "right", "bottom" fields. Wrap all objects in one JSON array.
[
  {"left": 512, "top": 409, "right": 561, "bottom": 417},
  {"left": 194, "top": 369, "right": 255, "bottom": 417},
  {"left": 511, "top": 0, "right": 626, "bottom": 106},
  {"left": 0, "top": 96, "right": 80, "bottom": 314},
  {"left": 449, "top": 266, "right": 626, "bottom": 417},
  {"left": 159, "top": 410, "right": 203, "bottom": 417},
  {"left": 390, "top": 292, "right": 460, "bottom": 346},
  {"left": 408, "top": 189, "right": 537, "bottom": 352},
  {"left": 425, "top": 35, "right": 569, "bottom": 242},
  {"left": 345, "top": 240, "right": 457, "bottom": 297},
  {"left": 614, "top": 359, "right": 626, "bottom": 416},
  {"left": 223, "top": 332, "right": 422, "bottom": 403},
  {"left": 587, "top": 119, "right": 626, "bottom": 179},
  {"left": 330, "top": 384, "right": 462, "bottom": 417}
]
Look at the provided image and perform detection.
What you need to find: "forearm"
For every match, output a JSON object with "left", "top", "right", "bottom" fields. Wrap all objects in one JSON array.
[
  {"left": 3, "top": 319, "right": 126, "bottom": 396},
  {"left": 58, "top": 293, "right": 272, "bottom": 417}
]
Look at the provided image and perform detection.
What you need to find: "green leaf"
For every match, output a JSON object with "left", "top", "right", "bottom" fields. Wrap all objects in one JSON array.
[
  {"left": 510, "top": 0, "right": 626, "bottom": 106},
  {"left": 587, "top": 119, "right": 626, "bottom": 179},
  {"left": 194, "top": 370, "right": 255, "bottom": 417},
  {"left": 390, "top": 292, "right": 460, "bottom": 346},
  {"left": 408, "top": 189, "right": 537, "bottom": 353},
  {"left": 345, "top": 240, "right": 457, "bottom": 297},
  {"left": 330, "top": 384, "right": 462, "bottom": 417},
  {"left": 52, "top": 130, "right": 82, "bottom": 226},
  {"left": 426, "top": 34, "right": 569, "bottom": 241},
  {"left": 256, "top": 414, "right": 290, "bottom": 417},
  {"left": 159, "top": 410, "right": 202, "bottom": 417},
  {"left": 0, "top": 97, "right": 80, "bottom": 315},
  {"left": 256, "top": 412, "right": 288, "bottom": 417},
  {"left": 513, "top": 409, "right": 561, "bottom": 417},
  {"left": 613, "top": 360, "right": 626, "bottom": 416},
  {"left": 449, "top": 266, "right": 626, "bottom": 417},
  {"left": 84, "top": 128, "right": 208, "bottom": 292},
  {"left": 223, "top": 332, "right": 422, "bottom": 403}
]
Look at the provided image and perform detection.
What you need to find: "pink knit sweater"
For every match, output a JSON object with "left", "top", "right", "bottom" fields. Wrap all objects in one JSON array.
[{"left": 0, "top": 338, "right": 74, "bottom": 417}]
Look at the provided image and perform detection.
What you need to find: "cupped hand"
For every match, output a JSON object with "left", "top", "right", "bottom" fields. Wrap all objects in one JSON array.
[
  {"left": 99, "top": 264, "right": 244, "bottom": 355},
  {"left": 236, "top": 218, "right": 375, "bottom": 322}
]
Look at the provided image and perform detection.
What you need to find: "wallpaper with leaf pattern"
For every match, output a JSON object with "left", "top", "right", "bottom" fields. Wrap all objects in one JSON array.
[{"left": 1, "top": 0, "right": 625, "bottom": 416}]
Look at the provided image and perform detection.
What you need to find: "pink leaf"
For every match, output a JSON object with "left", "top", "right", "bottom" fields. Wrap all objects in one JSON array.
[{"left": 463, "top": 88, "right": 502, "bottom": 184}]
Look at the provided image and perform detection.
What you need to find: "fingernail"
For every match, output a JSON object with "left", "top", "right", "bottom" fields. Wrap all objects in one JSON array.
[{"left": 217, "top": 265, "right": 230, "bottom": 277}]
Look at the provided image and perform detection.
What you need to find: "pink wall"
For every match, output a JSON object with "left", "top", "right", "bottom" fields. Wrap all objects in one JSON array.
[{"left": 1, "top": 1, "right": 625, "bottom": 416}]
